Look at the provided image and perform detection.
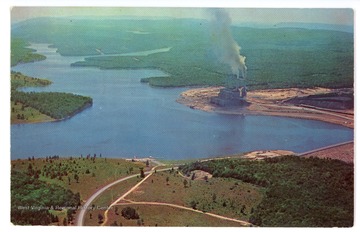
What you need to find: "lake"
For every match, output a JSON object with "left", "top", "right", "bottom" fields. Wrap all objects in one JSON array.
[{"left": 11, "top": 44, "right": 354, "bottom": 160}]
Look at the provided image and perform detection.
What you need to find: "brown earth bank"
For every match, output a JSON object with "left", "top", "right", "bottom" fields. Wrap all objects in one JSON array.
[
  {"left": 302, "top": 142, "right": 354, "bottom": 164},
  {"left": 177, "top": 87, "right": 354, "bottom": 129}
]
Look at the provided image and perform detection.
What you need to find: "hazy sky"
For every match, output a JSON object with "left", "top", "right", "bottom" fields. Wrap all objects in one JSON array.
[{"left": 11, "top": 7, "right": 353, "bottom": 26}]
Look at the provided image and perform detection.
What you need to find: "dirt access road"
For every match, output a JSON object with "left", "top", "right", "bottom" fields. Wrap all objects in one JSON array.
[
  {"left": 77, "top": 162, "right": 251, "bottom": 227},
  {"left": 76, "top": 163, "right": 170, "bottom": 226},
  {"left": 113, "top": 200, "right": 252, "bottom": 226}
]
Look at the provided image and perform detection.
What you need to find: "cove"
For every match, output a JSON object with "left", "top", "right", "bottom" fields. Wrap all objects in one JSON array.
[{"left": 10, "top": 44, "right": 354, "bottom": 160}]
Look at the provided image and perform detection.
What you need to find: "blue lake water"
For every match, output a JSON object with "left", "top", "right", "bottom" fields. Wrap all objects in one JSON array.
[{"left": 11, "top": 44, "right": 354, "bottom": 160}]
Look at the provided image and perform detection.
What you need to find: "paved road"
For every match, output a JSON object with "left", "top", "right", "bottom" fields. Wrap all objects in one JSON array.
[
  {"left": 75, "top": 173, "right": 139, "bottom": 226},
  {"left": 101, "top": 166, "right": 157, "bottom": 226},
  {"left": 76, "top": 166, "right": 173, "bottom": 226}
]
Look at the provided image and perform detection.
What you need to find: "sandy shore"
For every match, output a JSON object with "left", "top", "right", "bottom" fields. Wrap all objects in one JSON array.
[{"left": 177, "top": 87, "right": 354, "bottom": 129}]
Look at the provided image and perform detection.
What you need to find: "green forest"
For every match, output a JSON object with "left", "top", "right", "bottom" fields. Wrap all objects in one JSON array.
[
  {"left": 11, "top": 38, "right": 46, "bottom": 66},
  {"left": 11, "top": 91, "right": 92, "bottom": 120},
  {"left": 12, "top": 18, "right": 353, "bottom": 89},
  {"left": 11, "top": 170, "right": 81, "bottom": 225},
  {"left": 179, "top": 156, "right": 353, "bottom": 227}
]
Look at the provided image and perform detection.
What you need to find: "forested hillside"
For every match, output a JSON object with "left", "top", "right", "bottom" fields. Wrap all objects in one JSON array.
[
  {"left": 12, "top": 18, "right": 354, "bottom": 89},
  {"left": 11, "top": 38, "right": 46, "bottom": 66},
  {"left": 179, "top": 156, "right": 353, "bottom": 227},
  {"left": 11, "top": 171, "right": 81, "bottom": 225}
]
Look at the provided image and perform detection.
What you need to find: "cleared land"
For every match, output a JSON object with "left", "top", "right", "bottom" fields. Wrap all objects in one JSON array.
[
  {"left": 302, "top": 142, "right": 354, "bottom": 163},
  {"left": 177, "top": 87, "right": 354, "bottom": 128},
  {"left": 179, "top": 156, "right": 353, "bottom": 227},
  {"left": 11, "top": 72, "right": 54, "bottom": 124},
  {"left": 85, "top": 167, "right": 263, "bottom": 227},
  {"left": 106, "top": 204, "right": 248, "bottom": 227},
  {"left": 11, "top": 157, "right": 146, "bottom": 201},
  {"left": 125, "top": 170, "right": 263, "bottom": 222}
]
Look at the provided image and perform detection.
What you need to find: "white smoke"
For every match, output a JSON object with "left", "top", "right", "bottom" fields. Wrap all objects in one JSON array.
[{"left": 209, "top": 9, "right": 247, "bottom": 79}]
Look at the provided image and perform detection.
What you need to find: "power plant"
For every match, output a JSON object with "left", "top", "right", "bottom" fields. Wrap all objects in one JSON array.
[
  {"left": 209, "top": 9, "right": 249, "bottom": 107},
  {"left": 210, "top": 74, "right": 249, "bottom": 107}
]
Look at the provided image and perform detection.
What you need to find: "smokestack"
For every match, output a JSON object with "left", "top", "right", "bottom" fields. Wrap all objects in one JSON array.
[{"left": 209, "top": 8, "right": 247, "bottom": 79}]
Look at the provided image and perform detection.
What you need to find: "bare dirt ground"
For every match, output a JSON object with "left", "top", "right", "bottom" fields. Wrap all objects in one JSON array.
[
  {"left": 177, "top": 87, "right": 354, "bottom": 128},
  {"left": 302, "top": 142, "right": 354, "bottom": 164},
  {"left": 242, "top": 150, "right": 294, "bottom": 160},
  {"left": 186, "top": 170, "right": 213, "bottom": 180}
]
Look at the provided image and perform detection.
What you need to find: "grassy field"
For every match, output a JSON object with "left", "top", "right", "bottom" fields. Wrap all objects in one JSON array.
[
  {"left": 83, "top": 177, "right": 141, "bottom": 226},
  {"left": 83, "top": 169, "right": 260, "bottom": 226},
  {"left": 11, "top": 101, "right": 54, "bottom": 124},
  {"left": 126, "top": 170, "right": 263, "bottom": 222},
  {"left": 11, "top": 72, "right": 54, "bottom": 123},
  {"left": 11, "top": 157, "right": 146, "bottom": 201},
  {"left": 11, "top": 71, "right": 52, "bottom": 90},
  {"left": 106, "top": 204, "right": 245, "bottom": 227}
]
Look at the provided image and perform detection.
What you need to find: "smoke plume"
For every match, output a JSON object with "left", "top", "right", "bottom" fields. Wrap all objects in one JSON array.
[{"left": 209, "top": 9, "right": 247, "bottom": 79}]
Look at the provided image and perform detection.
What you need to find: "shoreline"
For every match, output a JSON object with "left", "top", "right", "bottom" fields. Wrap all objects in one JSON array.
[
  {"left": 177, "top": 87, "right": 354, "bottom": 129},
  {"left": 11, "top": 101, "right": 92, "bottom": 125}
]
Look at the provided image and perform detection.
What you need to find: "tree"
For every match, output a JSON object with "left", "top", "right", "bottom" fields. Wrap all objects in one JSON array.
[
  {"left": 110, "top": 221, "right": 118, "bottom": 226},
  {"left": 140, "top": 167, "right": 145, "bottom": 178},
  {"left": 212, "top": 193, "right": 217, "bottom": 203},
  {"left": 146, "top": 160, "right": 150, "bottom": 167},
  {"left": 191, "top": 172, "right": 196, "bottom": 180},
  {"left": 121, "top": 207, "right": 139, "bottom": 220},
  {"left": 67, "top": 209, "right": 74, "bottom": 222},
  {"left": 190, "top": 200, "right": 198, "bottom": 210},
  {"left": 74, "top": 173, "right": 79, "bottom": 183},
  {"left": 223, "top": 201, "right": 227, "bottom": 207},
  {"left": 183, "top": 179, "right": 188, "bottom": 188},
  {"left": 63, "top": 218, "right": 67, "bottom": 226},
  {"left": 241, "top": 205, "right": 247, "bottom": 215},
  {"left": 98, "top": 213, "right": 104, "bottom": 224}
]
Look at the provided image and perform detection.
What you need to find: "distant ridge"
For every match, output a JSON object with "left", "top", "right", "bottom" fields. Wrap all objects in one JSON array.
[
  {"left": 12, "top": 17, "right": 353, "bottom": 34},
  {"left": 234, "top": 22, "right": 353, "bottom": 33}
]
